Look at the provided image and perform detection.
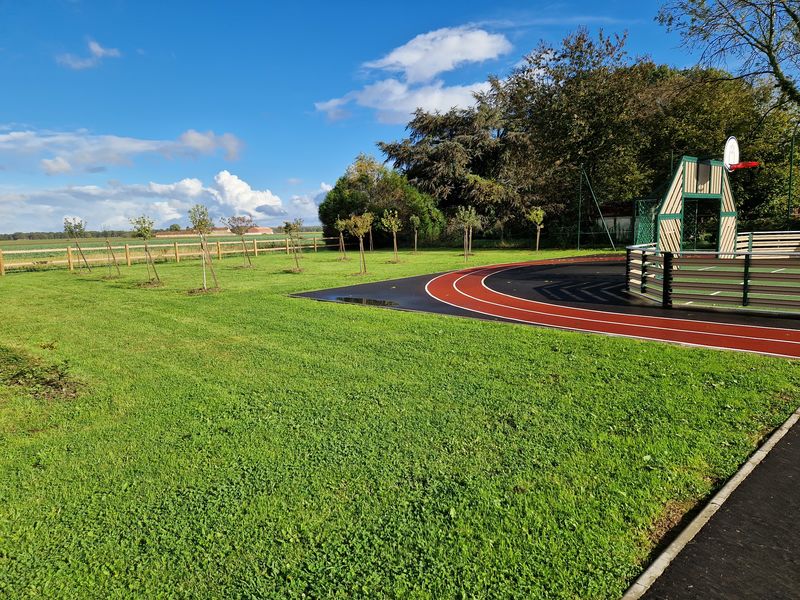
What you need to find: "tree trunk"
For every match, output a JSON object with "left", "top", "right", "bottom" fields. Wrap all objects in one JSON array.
[
  {"left": 74, "top": 239, "right": 92, "bottom": 272},
  {"left": 369, "top": 227, "right": 373, "bottom": 252},
  {"left": 146, "top": 242, "right": 160, "bottom": 282},
  {"left": 200, "top": 237, "right": 208, "bottom": 289},
  {"left": 359, "top": 237, "right": 366, "bottom": 274},
  {"left": 106, "top": 239, "right": 121, "bottom": 276},
  {"left": 205, "top": 238, "right": 219, "bottom": 288},
  {"left": 293, "top": 237, "right": 301, "bottom": 271},
  {"left": 468, "top": 227, "right": 473, "bottom": 255},
  {"left": 392, "top": 232, "right": 398, "bottom": 262},
  {"left": 413, "top": 229, "right": 418, "bottom": 253},
  {"left": 464, "top": 229, "right": 468, "bottom": 261},
  {"left": 241, "top": 236, "right": 252, "bottom": 267},
  {"left": 535, "top": 227, "right": 541, "bottom": 252}
]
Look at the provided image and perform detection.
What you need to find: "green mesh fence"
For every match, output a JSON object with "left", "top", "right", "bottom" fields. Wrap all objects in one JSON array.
[{"left": 634, "top": 198, "right": 659, "bottom": 245}]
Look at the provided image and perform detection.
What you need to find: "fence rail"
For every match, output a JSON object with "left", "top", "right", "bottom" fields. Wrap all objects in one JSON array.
[
  {"left": 626, "top": 235, "right": 800, "bottom": 313},
  {"left": 0, "top": 236, "right": 340, "bottom": 275}
]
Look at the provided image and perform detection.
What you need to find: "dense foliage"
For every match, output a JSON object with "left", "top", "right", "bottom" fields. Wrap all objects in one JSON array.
[{"left": 378, "top": 29, "right": 797, "bottom": 239}]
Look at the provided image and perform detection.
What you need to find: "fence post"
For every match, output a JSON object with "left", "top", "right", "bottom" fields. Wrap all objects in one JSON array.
[
  {"left": 174, "top": 241, "right": 180, "bottom": 263},
  {"left": 216, "top": 241, "right": 222, "bottom": 260},
  {"left": 285, "top": 237, "right": 290, "bottom": 255},
  {"left": 253, "top": 239, "right": 258, "bottom": 256},
  {"left": 662, "top": 252, "right": 673, "bottom": 308},
  {"left": 313, "top": 237, "right": 318, "bottom": 252},
  {"left": 641, "top": 251, "right": 647, "bottom": 294},
  {"left": 67, "top": 246, "right": 74, "bottom": 272},
  {"left": 748, "top": 232, "right": 753, "bottom": 253},
  {"left": 625, "top": 248, "right": 631, "bottom": 291},
  {"left": 743, "top": 253, "right": 751, "bottom": 306},
  {"left": 124, "top": 244, "right": 131, "bottom": 266},
  {"left": 0, "top": 249, "right": 5, "bottom": 276}
]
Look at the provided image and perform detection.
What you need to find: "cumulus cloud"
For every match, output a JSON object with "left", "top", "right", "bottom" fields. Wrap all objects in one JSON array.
[
  {"left": 316, "top": 25, "right": 509, "bottom": 123},
  {"left": 364, "top": 26, "right": 511, "bottom": 83},
  {"left": 290, "top": 182, "right": 332, "bottom": 222},
  {"left": 0, "top": 172, "right": 287, "bottom": 233},
  {"left": 56, "top": 39, "right": 121, "bottom": 70},
  {"left": 0, "top": 127, "right": 243, "bottom": 174}
]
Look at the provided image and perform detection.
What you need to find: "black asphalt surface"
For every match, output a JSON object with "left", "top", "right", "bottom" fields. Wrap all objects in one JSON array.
[
  {"left": 642, "top": 420, "right": 800, "bottom": 600},
  {"left": 295, "top": 260, "right": 800, "bottom": 329}
]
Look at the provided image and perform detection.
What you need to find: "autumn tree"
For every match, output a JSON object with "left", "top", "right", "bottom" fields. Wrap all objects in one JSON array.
[
  {"left": 221, "top": 215, "right": 255, "bottom": 268},
  {"left": 380, "top": 210, "right": 402, "bottom": 262},
  {"left": 63, "top": 217, "right": 92, "bottom": 272},
  {"left": 346, "top": 212, "right": 373, "bottom": 274},
  {"left": 189, "top": 204, "right": 218, "bottom": 291},
  {"left": 130, "top": 215, "right": 160, "bottom": 284}
]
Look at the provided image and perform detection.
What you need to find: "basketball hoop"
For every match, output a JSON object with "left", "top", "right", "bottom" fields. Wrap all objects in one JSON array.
[{"left": 723, "top": 136, "right": 759, "bottom": 172}]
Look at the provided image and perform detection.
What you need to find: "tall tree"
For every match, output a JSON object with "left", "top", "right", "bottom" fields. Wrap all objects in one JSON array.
[{"left": 658, "top": 1, "right": 800, "bottom": 107}]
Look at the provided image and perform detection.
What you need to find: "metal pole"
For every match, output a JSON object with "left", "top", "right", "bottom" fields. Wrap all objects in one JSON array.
[
  {"left": 577, "top": 165, "right": 583, "bottom": 250},
  {"left": 582, "top": 166, "right": 616, "bottom": 251}
]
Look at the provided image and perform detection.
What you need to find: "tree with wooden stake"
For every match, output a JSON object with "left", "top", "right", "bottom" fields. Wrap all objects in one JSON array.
[
  {"left": 221, "top": 215, "right": 255, "bottom": 268},
  {"left": 454, "top": 206, "right": 482, "bottom": 261},
  {"left": 334, "top": 217, "right": 349, "bottom": 260},
  {"left": 130, "top": 215, "right": 161, "bottom": 285},
  {"left": 380, "top": 209, "right": 402, "bottom": 263},
  {"left": 526, "top": 206, "right": 546, "bottom": 251},
  {"left": 189, "top": 204, "right": 219, "bottom": 291},
  {"left": 346, "top": 212, "right": 374, "bottom": 275},
  {"left": 409, "top": 214, "right": 420, "bottom": 254},
  {"left": 63, "top": 217, "right": 92, "bottom": 272},
  {"left": 282, "top": 218, "right": 304, "bottom": 273},
  {"left": 103, "top": 230, "right": 121, "bottom": 278}
]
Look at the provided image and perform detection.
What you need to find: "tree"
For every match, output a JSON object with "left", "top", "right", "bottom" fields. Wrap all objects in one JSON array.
[
  {"left": 168, "top": 223, "right": 181, "bottom": 231},
  {"left": 221, "top": 215, "right": 255, "bottom": 268},
  {"left": 129, "top": 215, "right": 160, "bottom": 284},
  {"left": 453, "top": 206, "right": 482, "bottom": 261},
  {"left": 102, "top": 229, "right": 121, "bottom": 278},
  {"left": 334, "top": 217, "right": 349, "bottom": 260},
  {"left": 526, "top": 206, "right": 546, "bottom": 251},
  {"left": 63, "top": 217, "right": 91, "bottom": 272},
  {"left": 282, "top": 218, "right": 304, "bottom": 272},
  {"left": 380, "top": 210, "right": 402, "bottom": 262},
  {"left": 658, "top": 1, "right": 800, "bottom": 107},
  {"left": 409, "top": 214, "right": 421, "bottom": 253},
  {"left": 346, "top": 212, "right": 374, "bottom": 274},
  {"left": 188, "top": 204, "right": 219, "bottom": 290}
]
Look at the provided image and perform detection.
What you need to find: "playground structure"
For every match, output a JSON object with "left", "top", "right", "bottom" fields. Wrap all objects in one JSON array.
[{"left": 627, "top": 142, "right": 800, "bottom": 312}]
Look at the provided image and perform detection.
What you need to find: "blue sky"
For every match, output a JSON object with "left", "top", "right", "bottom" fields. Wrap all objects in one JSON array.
[{"left": 0, "top": 1, "right": 693, "bottom": 233}]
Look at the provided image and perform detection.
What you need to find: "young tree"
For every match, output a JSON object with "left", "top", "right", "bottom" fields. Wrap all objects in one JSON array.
[
  {"left": 526, "top": 206, "right": 546, "bottom": 251},
  {"left": 282, "top": 218, "right": 304, "bottom": 272},
  {"left": 102, "top": 229, "right": 121, "bottom": 277},
  {"left": 188, "top": 204, "right": 219, "bottom": 290},
  {"left": 409, "top": 214, "right": 421, "bottom": 253},
  {"left": 63, "top": 217, "right": 92, "bottom": 272},
  {"left": 130, "top": 215, "right": 160, "bottom": 284},
  {"left": 221, "top": 215, "right": 255, "bottom": 267},
  {"left": 346, "top": 212, "right": 374, "bottom": 274},
  {"left": 453, "top": 206, "right": 482, "bottom": 261},
  {"left": 334, "top": 217, "right": 349, "bottom": 260},
  {"left": 380, "top": 209, "right": 402, "bottom": 262}
]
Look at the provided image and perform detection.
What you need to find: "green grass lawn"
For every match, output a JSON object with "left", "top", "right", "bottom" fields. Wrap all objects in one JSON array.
[{"left": 1, "top": 248, "right": 798, "bottom": 598}]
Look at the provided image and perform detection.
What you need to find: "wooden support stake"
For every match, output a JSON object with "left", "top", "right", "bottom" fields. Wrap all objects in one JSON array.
[
  {"left": 216, "top": 241, "right": 222, "bottom": 260},
  {"left": 0, "top": 249, "right": 5, "bottom": 276},
  {"left": 67, "top": 246, "right": 74, "bottom": 272},
  {"left": 253, "top": 239, "right": 258, "bottom": 256},
  {"left": 125, "top": 244, "right": 131, "bottom": 266}
]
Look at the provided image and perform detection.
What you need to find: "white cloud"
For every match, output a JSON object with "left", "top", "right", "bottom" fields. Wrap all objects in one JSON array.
[
  {"left": 210, "top": 170, "right": 282, "bottom": 219},
  {"left": 290, "top": 182, "right": 331, "bottom": 222},
  {"left": 0, "top": 172, "right": 288, "bottom": 233},
  {"left": 0, "top": 127, "right": 243, "bottom": 174},
  {"left": 364, "top": 26, "right": 511, "bottom": 83},
  {"left": 316, "top": 25, "right": 508, "bottom": 123},
  {"left": 57, "top": 39, "right": 121, "bottom": 70}
]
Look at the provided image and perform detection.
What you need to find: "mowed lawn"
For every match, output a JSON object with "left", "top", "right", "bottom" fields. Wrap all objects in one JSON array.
[{"left": 1, "top": 249, "right": 798, "bottom": 598}]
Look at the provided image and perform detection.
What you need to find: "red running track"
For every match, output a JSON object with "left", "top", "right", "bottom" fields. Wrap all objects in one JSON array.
[{"left": 425, "top": 257, "right": 800, "bottom": 358}]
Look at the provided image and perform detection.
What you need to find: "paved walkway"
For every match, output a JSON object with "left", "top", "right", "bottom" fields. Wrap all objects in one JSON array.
[{"left": 642, "top": 419, "right": 800, "bottom": 599}]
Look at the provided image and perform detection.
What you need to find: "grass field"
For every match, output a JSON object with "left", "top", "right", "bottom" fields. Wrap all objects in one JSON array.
[{"left": 1, "top": 248, "right": 798, "bottom": 598}]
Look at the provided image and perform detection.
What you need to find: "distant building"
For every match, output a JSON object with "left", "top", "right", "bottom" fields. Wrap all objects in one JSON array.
[{"left": 155, "top": 225, "right": 274, "bottom": 238}]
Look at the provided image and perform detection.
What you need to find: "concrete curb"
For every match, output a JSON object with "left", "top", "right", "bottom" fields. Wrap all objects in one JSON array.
[{"left": 622, "top": 406, "right": 800, "bottom": 600}]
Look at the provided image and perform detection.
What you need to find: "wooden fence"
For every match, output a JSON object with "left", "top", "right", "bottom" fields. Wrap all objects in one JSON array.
[
  {"left": 0, "top": 236, "right": 340, "bottom": 275},
  {"left": 735, "top": 230, "right": 800, "bottom": 255},
  {"left": 626, "top": 240, "right": 800, "bottom": 312}
]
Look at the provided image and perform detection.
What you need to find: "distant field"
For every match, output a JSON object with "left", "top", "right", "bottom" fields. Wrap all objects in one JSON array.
[{"left": 1, "top": 248, "right": 798, "bottom": 597}]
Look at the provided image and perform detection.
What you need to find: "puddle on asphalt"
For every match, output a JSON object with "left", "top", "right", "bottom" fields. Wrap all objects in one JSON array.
[{"left": 335, "top": 297, "right": 399, "bottom": 307}]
